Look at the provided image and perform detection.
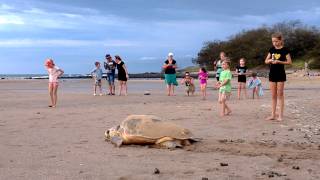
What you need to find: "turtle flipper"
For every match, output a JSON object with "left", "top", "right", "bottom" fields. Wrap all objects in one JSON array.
[{"left": 111, "top": 136, "right": 123, "bottom": 147}]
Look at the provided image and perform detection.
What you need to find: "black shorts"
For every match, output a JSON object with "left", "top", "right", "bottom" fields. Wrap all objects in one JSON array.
[
  {"left": 238, "top": 75, "right": 246, "bottom": 83},
  {"left": 269, "top": 72, "right": 286, "bottom": 82}
]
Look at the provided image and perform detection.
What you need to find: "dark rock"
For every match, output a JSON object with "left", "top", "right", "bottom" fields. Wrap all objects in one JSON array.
[
  {"left": 36, "top": 112, "right": 41, "bottom": 114},
  {"left": 220, "top": 163, "right": 228, "bottom": 166},
  {"left": 288, "top": 128, "right": 294, "bottom": 131},
  {"left": 154, "top": 168, "right": 160, "bottom": 174},
  {"left": 202, "top": 177, "right": 209, "bottom": 180},
  {"left": 292, "top": 166, "right": 300, "bottom": 170},
  {"left": 272, "top": 131, "right": 276, "bottom": 135}
]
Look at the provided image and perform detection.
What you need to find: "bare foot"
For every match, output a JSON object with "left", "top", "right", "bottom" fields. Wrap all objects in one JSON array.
[
  {"left": 265, "top": 116, "right": 276, "bottom": 120},
  {"left": 276, "top": 117, "right": 283, "bottom": 121},
  {"left": 226, "top": 110, "right": 232, "bottom": 115}
]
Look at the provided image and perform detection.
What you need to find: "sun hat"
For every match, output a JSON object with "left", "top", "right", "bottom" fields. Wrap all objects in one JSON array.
[{"left": 168, "top": 52, "right": 174, "bottom": 57}]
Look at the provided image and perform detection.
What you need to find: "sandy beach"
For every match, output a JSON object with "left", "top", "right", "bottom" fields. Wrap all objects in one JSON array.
[{"left": 0, "top": 76, "right": 320, "bottom": 180}]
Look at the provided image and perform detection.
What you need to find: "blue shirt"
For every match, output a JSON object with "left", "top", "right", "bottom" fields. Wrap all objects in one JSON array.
[{"left": 91, "top": 68, "right": 103, "bottom": 80}]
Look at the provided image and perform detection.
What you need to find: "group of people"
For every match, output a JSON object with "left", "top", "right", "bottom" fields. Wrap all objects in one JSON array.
[
  {"left": 163, "top": 32, "right": 292, "bottom": 120},
  {"left": 90, "top": 54, "right": 129, "bottom": 96},
  {"left": 45, "top": 32, "right": 292, "bottom": 121}
]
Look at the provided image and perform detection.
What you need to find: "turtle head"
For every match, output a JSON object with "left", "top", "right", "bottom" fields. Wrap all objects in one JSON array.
[
  {"left": 105, "top": 125, "right": 121, "bottom": 140},
  {"left": 105, "top": 125, "right": 123, "bottom": 147}
]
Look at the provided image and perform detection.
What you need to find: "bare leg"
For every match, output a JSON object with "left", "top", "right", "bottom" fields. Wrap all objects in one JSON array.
[
  {"left": 93, "top": 84, "right": 97, "bottom": 95},
  {"left": 277, "top": 82, "right": 285, "bottom": 121},
  {"left": 166, "top": 84, "right": 170, "bottom": 96},
  {"left": 242, "top": 83, "right": 247, "bottom": 99},
  {"left": 172, "top": 85, "right": 175, "bottom": 96},
  {"left": 118, "top": 81, "right": 123, "bottom": 96},
  {"left": 124, "top": 81, "right": 127, "bottom": 96},
  {"left": 48, "top": 84, "right": 54, "bottom": 106},
  {"left": 237, "top": 82, "right": 241, "bottom": 100},
  {"left": 266, "top": 82, "right": 277, "bottom": 120},
  {"left": 52, "top": 85, "right": 58, "bottom": 107}
]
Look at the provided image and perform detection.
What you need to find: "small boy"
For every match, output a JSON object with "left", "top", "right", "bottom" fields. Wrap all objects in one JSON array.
[
  {"left": 180, "top": 72, "right": 195, "bottom": 96},
  {"left": 91, "top": 61, "right": 103, "bottom": 96},
  {"left": 247, "top": 72, "right": 263, "bottom": 99}
]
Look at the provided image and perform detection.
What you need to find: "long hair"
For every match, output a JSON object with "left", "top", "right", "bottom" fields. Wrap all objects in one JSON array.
[
  {"left": 115, "top": 55, "right": 122, "bottom": 61},
  {"left": 272, "top": 32, "right": 284, "bottom": 45}
]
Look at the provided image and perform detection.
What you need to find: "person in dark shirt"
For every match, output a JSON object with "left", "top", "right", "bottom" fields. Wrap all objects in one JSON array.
[
  {"left": 115, "top": 55, "right": 129, "bottom": 96},
  {"left": 162, "top": 52, "right": 178, "bottom": 96},
  {"left": 264, "top": 32, "right": 292, "bottom": 121},
  {"left": 235, "top": 58, "right": 248, "bottom": 100}
]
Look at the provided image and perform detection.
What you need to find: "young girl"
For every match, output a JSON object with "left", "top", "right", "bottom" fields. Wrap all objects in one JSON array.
[
  {"left": 115, "top": 55, "right": 129, "bottom": 96},
  {"left": 180, "top": 72, "right": 195, "bottom": 96},
  {"left": 44, "top": 58, "right": 64, "bottom": 108},
  {"left": 215, "top": 60, "right": 232, "bottom": 116},
  {"left": 247, "top": 72, "right": 263, "bottom": 99},
  {"left": 235, "top": 58, "right": 248, "bottom": 100},
  {"left": 265, "top": 32, "right": 292, "bottom": 121},
  {"left": 198, "top": 67, "right": 209, "bottom": 100}
]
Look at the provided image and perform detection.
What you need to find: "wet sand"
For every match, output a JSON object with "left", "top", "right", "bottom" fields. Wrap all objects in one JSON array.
[{"left": 0, "top": 76, "right": 320, "bottom": 180}]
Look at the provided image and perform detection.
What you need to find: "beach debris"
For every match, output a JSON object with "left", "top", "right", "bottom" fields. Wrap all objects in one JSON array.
[
  {"left": 277, "top": 155, "right": 284, "bottom": 162},
  {"left": 202, "top": 177, "right": 209, "bottom": 180},
  {"left": 105, "top": 115, "right": 199, "bottom": 149},
  {"left": 144, "top": 91, "right": 151, "bottom": 95},
  {"left": 261, "top": 170, "right": 286, "bottom": 178},
  {"left": 153, "top": 168, "right": 160, "bottom": 174},
  {"left": 292, "top": 166, "right": 300, "bottom": 170},
  {"left": 220, "top": 163, "right": 228, "bottom": 166},
  {"left": 36, "top": 112, "right": 41, "bottom": 114},
  {"left": 272, "top": 131, "right": 276, "bottom": 135},
  {"left": 288, "top": 128, "right": 294, "bottom": 131}
]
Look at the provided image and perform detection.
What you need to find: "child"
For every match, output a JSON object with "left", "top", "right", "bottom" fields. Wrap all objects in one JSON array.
[
  {"left": 215, "top": 60, "right": 232, "bottom": 117},
  {"left": 44, "top": 58, "right": 64, "bottom": 108},
  {"left": 198, "top": 67, "right": 209, "bottom": 100},
  {"left": 235, "top": 58, "right": 248, "bottom": 100},
  {"left": 91, "top": 61, "right": 103, "bottom": 96},
  {"left": 265, "top": 32, "right": 292, "bottom": 121},
  {"left": 180, "top": 72, "right": 195, "bottom": 96},
  {"left": 247, "top": 72, "right": 263, "bottom": 99}
]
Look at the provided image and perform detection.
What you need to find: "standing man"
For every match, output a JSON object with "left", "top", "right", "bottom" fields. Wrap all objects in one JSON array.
[{"left": 104, "top": 54, "right": 117, "bottom": 95}]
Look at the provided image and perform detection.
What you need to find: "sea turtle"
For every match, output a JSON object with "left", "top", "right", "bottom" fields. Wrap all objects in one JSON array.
[{"left": 105, "top": 115, "right": 199, "bottom": 149}]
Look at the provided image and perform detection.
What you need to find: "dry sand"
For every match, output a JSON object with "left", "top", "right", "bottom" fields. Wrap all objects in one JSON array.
[{"left": 0, "top": 76, "right": 320, "bottom": 180}]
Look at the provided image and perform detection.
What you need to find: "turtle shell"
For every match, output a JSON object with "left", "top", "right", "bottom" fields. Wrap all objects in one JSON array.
[{"left": 119, "top": 115, "right": 194, "bottom": 144}]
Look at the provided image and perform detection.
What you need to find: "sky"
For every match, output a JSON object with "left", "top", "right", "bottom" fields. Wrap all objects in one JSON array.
[{"left": 0, "top": 0, "right": 320, "bottom": 74}]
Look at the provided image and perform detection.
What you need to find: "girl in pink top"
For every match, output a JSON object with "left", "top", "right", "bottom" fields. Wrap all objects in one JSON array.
[
  {"left": 45, "top": 59, "right": 64, "bottom": 108},
  {"left": 198, "top": 67, "right": 209, "bottom": 100}
]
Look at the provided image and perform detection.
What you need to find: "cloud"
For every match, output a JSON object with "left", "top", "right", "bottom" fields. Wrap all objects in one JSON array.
[
  {"left": 0, "top": 3, "right": 14, "bottom": 10},
  {"left": 0, "top": 3, "right": 132, "bottom": 30},
  {"left": 0, "top": 15, "right": 24, "bottom": 25},
  {"left": 139, "top": 56, "right": 158, "bottom": 61},
  {"left": 0, "top": 39, "right": 139, "bottom": 48}
]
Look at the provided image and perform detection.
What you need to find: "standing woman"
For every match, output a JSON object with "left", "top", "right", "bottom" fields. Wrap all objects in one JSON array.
[
  {"left": 214, "top": 52, "right": 227, "bottom": 81},
  {"left": 115, "top": 55, "right": 129, "bottom": 96},
  {"left": 265, "top": 32, "right": 292, "bottom": 121},
  {"left": 162, "top": 52, "right": 178, "bottom": 96}
]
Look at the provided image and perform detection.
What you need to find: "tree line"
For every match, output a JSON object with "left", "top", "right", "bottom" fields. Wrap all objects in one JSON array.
[{"left": 193, "top": 20, "right": 320, "bottom": 70}]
